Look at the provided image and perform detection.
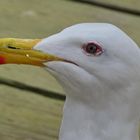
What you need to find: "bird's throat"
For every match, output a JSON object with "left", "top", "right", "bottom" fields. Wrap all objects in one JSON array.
[{"left": 59, "top": 97, "right": 139, "bottom": 140}]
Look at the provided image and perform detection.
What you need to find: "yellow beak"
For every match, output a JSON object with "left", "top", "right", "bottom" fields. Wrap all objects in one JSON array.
[{"left": 0, "top": 38, "right": 63, "bottom": 67}]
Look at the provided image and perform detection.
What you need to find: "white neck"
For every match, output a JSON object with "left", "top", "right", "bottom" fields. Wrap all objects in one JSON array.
[
  {"left": 50, "top": 63, "right": 140, "bottom": 140},
  {"left": 59, "top": 95, "right": 139, "bottom": 140}
]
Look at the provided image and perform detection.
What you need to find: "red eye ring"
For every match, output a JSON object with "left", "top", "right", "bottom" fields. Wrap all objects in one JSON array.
[{"left": 82, "top": 42, "right": 103, "bottom": 56}]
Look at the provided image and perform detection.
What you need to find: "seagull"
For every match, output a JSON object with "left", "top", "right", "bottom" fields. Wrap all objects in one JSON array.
[{"left": 0, "top": 23, "right": 140, "bottom": 140}]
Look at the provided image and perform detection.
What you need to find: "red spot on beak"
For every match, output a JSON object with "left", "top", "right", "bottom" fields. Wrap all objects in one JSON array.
[{"left": 0, "top": 56, "right": 5, "bottom": 64}]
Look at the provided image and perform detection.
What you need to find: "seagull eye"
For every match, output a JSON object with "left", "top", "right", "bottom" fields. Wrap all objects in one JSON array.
[{"left": 83, "top": 42, "right": 103, "bottom": 56}]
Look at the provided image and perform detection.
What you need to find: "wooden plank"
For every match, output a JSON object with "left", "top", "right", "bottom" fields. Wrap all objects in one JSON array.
[
  {"left": 75, "top": 0, "right": 140, "bottom": 16},
  {"left": 0, "top": 85, "right": 63, "bottom": 140},
  {"left": 97, "top": 0, "right": 140, "bottom": 10},
  {"left": 0, "top": 0, "right": 139, "bottom": 140}
]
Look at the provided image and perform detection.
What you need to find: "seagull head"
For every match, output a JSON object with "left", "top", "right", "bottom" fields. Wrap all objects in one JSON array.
[
  {"left": 33, "top": 23, "right": 140, "bottom": 99},
  {"left": 0, "top": 23, "right": 140, "bottom": 140}
]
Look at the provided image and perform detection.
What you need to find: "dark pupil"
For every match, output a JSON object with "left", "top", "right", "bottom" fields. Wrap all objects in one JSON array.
[{"left": 87, "top": 44, "right": 97, "bottom": 54}]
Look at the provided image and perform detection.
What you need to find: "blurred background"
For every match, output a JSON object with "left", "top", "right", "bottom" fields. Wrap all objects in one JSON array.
[{"left": 0, "top": 0, "right": 139, "bottom": 139}]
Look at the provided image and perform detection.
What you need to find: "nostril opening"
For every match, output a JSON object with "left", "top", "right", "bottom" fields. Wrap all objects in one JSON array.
[{"left": 7, "top": 46, "right": 20, "bottom": 49}]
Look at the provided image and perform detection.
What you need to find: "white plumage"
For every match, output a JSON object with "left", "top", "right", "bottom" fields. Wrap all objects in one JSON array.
[{"left": 34, "top": 23, "right": 140, "bottom": 140}]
